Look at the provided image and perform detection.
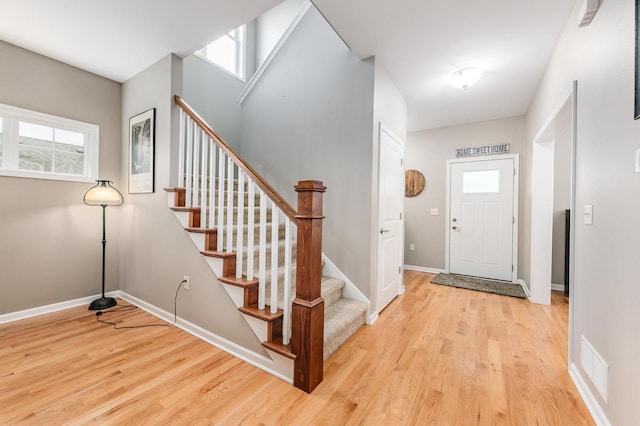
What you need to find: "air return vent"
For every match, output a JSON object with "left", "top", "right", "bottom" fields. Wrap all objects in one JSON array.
[
  {"left": 578, "top": 0, "right": 600, "bottom": 27},
  {"left": 580, "top": 335, "right": 609, "bottom": 403}
]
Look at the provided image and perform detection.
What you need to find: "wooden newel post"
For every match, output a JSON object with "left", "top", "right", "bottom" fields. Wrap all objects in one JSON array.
[{"left": 292, "top": 179, "right": 326, "bottom": 393}]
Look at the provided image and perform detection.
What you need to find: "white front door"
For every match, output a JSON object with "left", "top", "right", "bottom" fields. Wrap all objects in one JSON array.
[
  {"left": 377, "top": 124, "right": 404, "bottom": 312},
  {"left": 448, "top": 157, "right": 515, "bottom": 281}
]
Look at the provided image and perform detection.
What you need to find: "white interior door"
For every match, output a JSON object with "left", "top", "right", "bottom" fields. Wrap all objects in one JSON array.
[
  {"left": 448, "top": 158, "right": 515, "bottom": 281},
  {"left": 377, "top": 124, "right": 404, "bottom": 312}
]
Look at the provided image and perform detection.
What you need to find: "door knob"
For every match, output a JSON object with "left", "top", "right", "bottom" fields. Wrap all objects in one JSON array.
[
  {"left": 452, "top": 225, "right": 459, "bottom": 230},
  {"left": 380, "top": 228, "right": 390, "bottom": 234}
]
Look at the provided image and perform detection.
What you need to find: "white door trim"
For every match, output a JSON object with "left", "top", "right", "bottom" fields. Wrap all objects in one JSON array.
[
  {"left": 445, "top": 154, "right": 520, "bottom": 282},
  {"left": 530, "top": 81, "right": 577, "bottom": 365},
  {"left": 372, "top": 122, "right": 405, "bottom": 314},
  {"left": 530, "top": 82, "right": 577, "bottom": 306}
]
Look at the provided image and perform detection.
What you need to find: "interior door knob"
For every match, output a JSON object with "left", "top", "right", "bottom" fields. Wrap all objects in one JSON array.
[{"left": 379, "top": 228, "right": 390, "bottom": 234}]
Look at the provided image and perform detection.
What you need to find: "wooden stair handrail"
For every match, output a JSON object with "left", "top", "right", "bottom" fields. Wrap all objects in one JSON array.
[{"left": 174, "top": 95, "right": 297, "bottom": 222}]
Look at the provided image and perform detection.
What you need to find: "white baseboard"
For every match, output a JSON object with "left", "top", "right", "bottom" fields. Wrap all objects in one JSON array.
[
  {"left": 0, "top": 290, "right": 292, "bottom": 384},
  {"left": 0, "top": 291, "right": 118, "bottom": 324},
  {"left": 403, "top": 265, "right": 445, "bottom": 274},
  {"left": 118, "top": 291, "right": 292, "bottom": 384},
  {"left": 517, "top": 279, "right": 532, "bottom": 299},
  {"left": 551, "top": 283, "right": 565, "bottom": 292},
  {"left": 569, "top": 363, "right": 611, "bottom": 426}
]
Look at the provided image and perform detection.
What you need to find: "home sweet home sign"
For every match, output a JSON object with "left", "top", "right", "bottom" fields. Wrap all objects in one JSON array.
[{"left": 455, "top": 144, "right": 510, "bottom": 158}]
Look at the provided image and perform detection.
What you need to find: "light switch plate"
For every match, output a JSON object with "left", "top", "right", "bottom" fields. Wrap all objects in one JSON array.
[
  {"left": 636, "top": 149, "right": 640, "bottom": 173},
  {"left": 584, "top": 205, "right": 593, "bottom": 225},
  {"left": 430, "top": 208, "right": 439, "bottom": 216}
]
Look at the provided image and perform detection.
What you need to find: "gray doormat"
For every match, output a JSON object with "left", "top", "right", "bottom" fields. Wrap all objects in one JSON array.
[{"left": 431, "top": 273, "right": 526, "bottom": 299}]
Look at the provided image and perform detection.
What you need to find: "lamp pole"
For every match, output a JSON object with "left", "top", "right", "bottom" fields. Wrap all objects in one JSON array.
[{"left": 85, "top": 180, "right": 122, "bottom": 311}]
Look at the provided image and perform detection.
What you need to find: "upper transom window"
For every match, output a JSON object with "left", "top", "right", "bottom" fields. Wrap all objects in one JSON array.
[{"left": 196, "top": 25, "right": 246, "bottom": 81}]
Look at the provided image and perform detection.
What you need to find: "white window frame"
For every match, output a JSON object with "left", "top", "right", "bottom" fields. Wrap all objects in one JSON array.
[
  {"left": 0, "top": 103, "right": 99, "bottom": 183},
  {"left": 195, "top": 25, "right": 246, "bottom": 81}
]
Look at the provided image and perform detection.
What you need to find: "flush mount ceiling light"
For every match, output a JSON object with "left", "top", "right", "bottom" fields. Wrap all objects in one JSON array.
[{"left": 450, "top": 67, "right": 483, "bottom": 90}]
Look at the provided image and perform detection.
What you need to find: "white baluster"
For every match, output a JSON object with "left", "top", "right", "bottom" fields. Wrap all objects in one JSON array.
[
  {"left": 193, "top": 127, "right": 200, "bottom": 209},
  {"left": 247, "top": 180, "right": 255, "bottom": 281},
  {"left": 258, "top": 191, "right": 266, "bottom": 310},
  {"left": 200, "top": 130, "right": 208, "bottom": 220},
  {"left": 208, "top": 141, "right": 216, "bottom": 229},
  {"left": 185, "top": 119, "right": 194, "bottom": 207},
  {"left": 216, "top": 151, "right": 225, "bottom": 252},
  {"left": 283, "top": 218, "right": 292, "bottom": 344},
  {"left": 270, "top": 202, "right": 279, "bottom": 314},
  {"left": 178, "top": 110, "right": 185, "bottom": 187},
  {"left": 226, "top": 157, "right": 234, "bottom": 253},
  {"left": 236, "top": 171, "right": 245, "bottom": 279}
]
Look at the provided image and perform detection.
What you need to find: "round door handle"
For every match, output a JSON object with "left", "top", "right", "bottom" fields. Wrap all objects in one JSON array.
[{"left": 380, "top": 228, "right": 390, "bottom": 234}]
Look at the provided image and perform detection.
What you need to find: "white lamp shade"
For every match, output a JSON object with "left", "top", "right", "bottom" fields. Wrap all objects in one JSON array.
[
  {"left": 450, "top": 67, "right": 483, "bottom": 90},
  {"left": 84, "top": 180, "right": 124, "bottom": 206}
]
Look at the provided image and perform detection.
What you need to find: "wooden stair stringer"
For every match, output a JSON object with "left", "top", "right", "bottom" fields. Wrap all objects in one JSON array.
[{"left": 164, "top": 187, "right": 295, "bottom": 379}]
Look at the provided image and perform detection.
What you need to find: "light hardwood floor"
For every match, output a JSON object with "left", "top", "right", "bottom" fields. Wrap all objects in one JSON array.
[{"left": 0, "top": 271, "right": 594, "bottom": 425}]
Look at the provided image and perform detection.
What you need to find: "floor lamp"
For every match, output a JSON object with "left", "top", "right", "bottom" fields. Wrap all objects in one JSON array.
[{"left": 84, "top": 180, "right": 124, "bottom": 310}]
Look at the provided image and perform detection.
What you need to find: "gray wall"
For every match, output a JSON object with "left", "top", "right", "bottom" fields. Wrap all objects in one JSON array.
[
  {"left": 404, "top": 116, "right": 526, "bottom": 273},
  {"left": 255, "top": 0, "right": 307, "bottom": 68},
  {"left": 525, "top": 0, "right": 640, "bottom": 423},
  {"left": 182, "top": 55, "right": 245, "bottom": 151},
  {"left": 239, "top": 7, "right": 375, "bottom": 296},
  {"left": 119, "top": 54, "right": 266, "bottom": 355},
  {"left": 0, "top": 41, "right": 121, "bottom": 314}
]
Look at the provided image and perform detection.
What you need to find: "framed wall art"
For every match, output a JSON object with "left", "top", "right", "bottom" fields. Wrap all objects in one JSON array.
[{"left": 128, "top": 108, "right": 155, "bottom": 193}]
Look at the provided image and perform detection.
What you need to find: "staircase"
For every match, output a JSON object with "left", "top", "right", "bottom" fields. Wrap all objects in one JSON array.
[{"left": 166, "top": 96, "right": 366, "bottom": 393}]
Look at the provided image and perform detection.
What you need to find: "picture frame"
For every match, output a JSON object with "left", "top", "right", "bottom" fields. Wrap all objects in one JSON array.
[
  {"left": 633, "top": 0, "right": 640, "bottom": 120},
  {"left": 128, "top": 108, "right": 155, "bottom": 193}
]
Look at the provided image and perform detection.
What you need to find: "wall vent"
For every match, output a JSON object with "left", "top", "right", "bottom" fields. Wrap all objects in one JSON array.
[{"left": 580, "top": 335, "right": 609, "bottom": 403}]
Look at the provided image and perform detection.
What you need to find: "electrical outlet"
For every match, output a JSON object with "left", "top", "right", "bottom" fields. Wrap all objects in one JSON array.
[{"left": 183, "top": 275, "right": 190, "bottom": 290}]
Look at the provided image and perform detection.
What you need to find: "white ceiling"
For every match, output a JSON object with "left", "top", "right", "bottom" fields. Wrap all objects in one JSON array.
[
  {"left": 0, "top": 0, "right": 281, "bottom": 82},
  {"left": 0, "top": 0, "right": 577, "bottom": 132},
  {"left": 313, "top": 0, "right": 578, "bottom": 131}
]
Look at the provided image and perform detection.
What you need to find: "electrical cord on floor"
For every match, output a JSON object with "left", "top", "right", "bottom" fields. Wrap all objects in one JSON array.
[{"left": 95, "top": 278, "right": 186, "bottom": 329}]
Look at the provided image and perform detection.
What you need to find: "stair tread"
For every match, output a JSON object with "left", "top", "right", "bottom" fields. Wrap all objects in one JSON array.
[
  {"left": 219, "top": 275, "right": 259, "bottom": 288},
  {"left": 262, "top": 339, "right": 296, "bottom": 360},
  {"left": 201, "top": 250, "right": 236, "bottom": 258},
  {"left": 186, "top": 227, "right": 216, "bottom": 234},
  {"left": 264, "top": 275, "right": 344, "bottom": 309},
  {"left": 171, "top": 206, "right": 200, "bottom": 212},
  {"left": 239, "top": 306, "right": 283, "bottom": 321},
  {"left": 324, "top": 298, "right": 367, "bottom": 341},
  {"left": 164, "top": 187, "right": 185, "bottom": 193}
]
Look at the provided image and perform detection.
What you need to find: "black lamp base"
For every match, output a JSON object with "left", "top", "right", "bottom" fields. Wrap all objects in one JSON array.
[{"left": 88, "top": 297, "right": 117, "bottom": 311}]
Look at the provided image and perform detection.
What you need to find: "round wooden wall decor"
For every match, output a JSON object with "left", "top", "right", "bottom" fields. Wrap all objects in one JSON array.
[{"left": 405, "top": 170, "right": 425, "bottom": 197}]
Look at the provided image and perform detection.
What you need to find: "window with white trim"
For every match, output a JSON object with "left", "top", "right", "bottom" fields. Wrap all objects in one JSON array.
[
  {"left": 0, "top": 103, "right": 99, "bottom": 182},
  {"left": 196, "top": 25, "right": 246, "bottom": 80}
]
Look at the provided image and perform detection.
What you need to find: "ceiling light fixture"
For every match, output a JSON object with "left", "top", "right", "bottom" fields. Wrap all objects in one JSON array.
[{"left": 450, "top": 67, "right": 483, "bottom": 90}]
